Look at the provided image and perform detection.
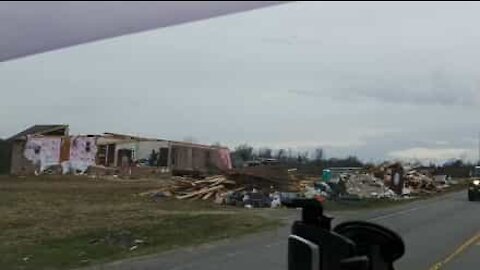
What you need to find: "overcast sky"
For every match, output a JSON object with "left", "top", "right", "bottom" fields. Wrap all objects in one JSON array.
[{"left": 2, "top": 1, "right": 480, "bottom": 163}]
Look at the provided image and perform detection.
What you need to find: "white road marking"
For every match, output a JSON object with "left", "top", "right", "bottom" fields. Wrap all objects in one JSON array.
[{"left": 368, "top": 205, "right": 428, "bottom": 222}]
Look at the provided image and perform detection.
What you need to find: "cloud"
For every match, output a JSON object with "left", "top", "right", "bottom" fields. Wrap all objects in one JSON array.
[
  {"left": 289, "top": 68, "right": 480, "bottom": 107},
  {"left": 388, "top": 147, "right": 476, "bottom": 162},
  {"left": 250, "top": 139, "right": 366, "bottom": 150},
  {"left": 2, "top": 1, "right": 480, "bottom": 163},
  {"left": 433, "top": 141, "right": 450, "bottom": 146}
]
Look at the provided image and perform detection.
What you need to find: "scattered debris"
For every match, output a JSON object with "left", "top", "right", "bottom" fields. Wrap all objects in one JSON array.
[
  {"left": 140, "top": 175, "right": 238, "bottom": 202},
  {"left": 140, "top": 172, "right": 299, "bottom": 208},
  {"left": 343, "top": 173, "right": 396, "bottom": 199},
  {"left": 140, "top": 163, "right": 460, "bottom": 207},
  {"left": 133, "top": 239, "right": 145, "bottom": 245},
  {"left": 369, "top": 162, "right": 456, "bottom": 195}
]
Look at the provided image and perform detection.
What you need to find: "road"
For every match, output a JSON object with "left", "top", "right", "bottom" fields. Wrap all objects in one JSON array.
[{"left": 93, "top": 191, "right": 479, "bottom": 270}]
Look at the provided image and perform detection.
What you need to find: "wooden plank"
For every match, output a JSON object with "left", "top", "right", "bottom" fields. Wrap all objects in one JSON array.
[
  {"left": 231, "top": 187, "right": 245, "bottom": 192},
  {"left": 222, "top": 180, "right": 236, "bottom": 185},
  {"left": 208, "top": 179, "right": 225, "bottom": 187},
  {"left": 202, "top": 191, "right": 215, "bottom": 200},
  {"left": 193, "top": 178, "right": 223, "bottom": 184},
  {"left": 191, "top": 194, "right": 203, "bottom": 200},
  {"left": 206, "top": 178, "right": 235, "bottom": 187},
  {"left": 176, "top": 185, "right": 225, "bottom": 200},
  {"left": 205, "top": 175, "right": 225, "bottom": 181}
]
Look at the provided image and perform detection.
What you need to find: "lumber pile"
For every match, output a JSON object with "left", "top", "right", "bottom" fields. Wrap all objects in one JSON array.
[{"left": 140, "top": 175, "right": 239, "bottom": 201}]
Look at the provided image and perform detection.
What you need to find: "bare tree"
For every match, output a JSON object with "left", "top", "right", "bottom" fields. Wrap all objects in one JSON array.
[
  {"left": 259, "top": 147, "right": 273, "bottom": 159},
  {"left": 297, "top": 151, "right": 309, "bottom": 164},
  {"left": 276, "top": 148, "right": 287, "bottom": 161},
  {"left": 314, "top": 147, "right": 324, "bottom": 163},
  {"left": 233, "top": 144, "right": 254, "bottom": 162},
  {"left": 287, "top": 148, "right": 293, "bottom": 161}
]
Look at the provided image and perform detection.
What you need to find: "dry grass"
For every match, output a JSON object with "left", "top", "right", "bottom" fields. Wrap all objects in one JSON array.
[{"left": 0, "top": 176, "right": 278, "bottom": 270}]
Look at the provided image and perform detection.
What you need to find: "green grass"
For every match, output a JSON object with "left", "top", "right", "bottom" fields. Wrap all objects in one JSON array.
[{"left": 0, "top": 176, "right": 279, "bottom": 270}]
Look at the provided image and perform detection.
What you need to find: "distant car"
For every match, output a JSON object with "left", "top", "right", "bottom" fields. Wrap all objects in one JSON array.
[
  {"left": 469, "top": 166, "right": 480, "bottom": 201},
  {"left": 468, "top": 179, "right": 480, "bottom": 201}
]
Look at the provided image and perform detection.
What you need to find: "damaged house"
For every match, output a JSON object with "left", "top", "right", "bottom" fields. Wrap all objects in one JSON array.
[
  {"left": 6, "top": 125, "right": 232, "bottom": 176},
  {"left": 96, "top": 133, "right": 232, "bottom": 174},
  {"left": 8, "top": 125, "right": 69, "bottom": 175}
]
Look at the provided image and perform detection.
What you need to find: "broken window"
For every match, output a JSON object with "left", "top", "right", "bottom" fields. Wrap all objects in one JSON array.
[
  {"left": 96, "top": 145, "right": 107, "bottom": 166},
  {"left": 171, "top": 148, "right": 177, "bottom": 166},
  {"left": 107, "top": 144, "right": 115, "bottom": 166},
  {"left": 158, "top": 148, "right": 169, "bottom": 167}
]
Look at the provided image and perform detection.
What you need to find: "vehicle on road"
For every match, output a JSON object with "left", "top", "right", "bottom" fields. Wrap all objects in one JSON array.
[{"left": 468, "top": 166, "right": 480, "bottom": 201}]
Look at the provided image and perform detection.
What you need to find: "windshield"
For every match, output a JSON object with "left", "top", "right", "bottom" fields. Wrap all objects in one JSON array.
[{"left": 1, "top": 2, "right": 480, "bottom": 270}]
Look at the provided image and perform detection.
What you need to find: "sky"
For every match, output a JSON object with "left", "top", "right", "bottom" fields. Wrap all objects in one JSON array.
[{"left": 1, "top": 1, "right": 480, "bottom": 163}]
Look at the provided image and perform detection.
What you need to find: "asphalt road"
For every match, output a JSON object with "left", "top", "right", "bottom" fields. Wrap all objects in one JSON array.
[{"left": 93, "top": 190, "right": 479, "bottom": 270}]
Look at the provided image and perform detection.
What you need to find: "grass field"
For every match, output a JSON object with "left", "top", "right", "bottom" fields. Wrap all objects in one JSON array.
[{"left": 0, "top": 176, "right": 279, "bottom": 270}]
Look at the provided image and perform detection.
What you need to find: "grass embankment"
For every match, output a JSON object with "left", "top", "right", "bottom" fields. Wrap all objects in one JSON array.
[{"left": 0, "top": 176, "right": 279, "bottom": 270}]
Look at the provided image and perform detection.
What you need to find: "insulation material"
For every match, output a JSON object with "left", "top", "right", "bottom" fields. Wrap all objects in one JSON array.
[
  {"left": 64, "top": 136, "right": 97, "bottom": 173},
  {"left": 220, "top": 148, "right": 232, "bottom": 170},
  {"left": 23, "top": 136, "right": 61, "bottom": 172},
  {"left": 215, "top": 148, "right": 232, "bottom": 170}
]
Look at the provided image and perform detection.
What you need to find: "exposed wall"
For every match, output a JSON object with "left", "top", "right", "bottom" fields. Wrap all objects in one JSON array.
[
  {"left": 6, "top": 133, "right": 231, "bottom": 175},
  {"left": 171, "top": 145, "right": 193, "bottom": 171},
  {"left": 192, "top": 148, "right": 208, "bottom": 171},
  {"left": 10, "top": 140, "right": 36, "bottom": 175},
  {"left": 23, "top": 136, "right": 62, "bottom": 172},
  {"left": 11, "top": 135, "right": 97, "bottom": 175},
  {"left": 170, "top": 144, "right": 232, "bottom": 174},
  {"left": 64, "top": 136, "right": 97, "bottom": 173}
]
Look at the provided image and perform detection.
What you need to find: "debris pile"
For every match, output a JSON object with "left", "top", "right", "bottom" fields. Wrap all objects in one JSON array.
[
  {"left": 140, "top": 170, "right": 300, "bottom": 208},
  {"left": 140, "top": 175, "right": 243, "bottom": 201},
  {"left": 403, "top": 170, "right": 449, "bottom": 194},
  {"left": 140, "top": 163, "right": 459, "bottom": 207},
  {"left": 369, "top": 162, "right": 453, "bottom": 195},
  {"left": 226, "top": 167, "right": 299, "bottom": 192},
  {"left": 342, "top": 173, "right": 396, "bottom": 199}
]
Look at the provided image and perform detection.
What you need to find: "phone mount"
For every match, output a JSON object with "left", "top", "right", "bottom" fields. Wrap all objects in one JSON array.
[{"left": 285, "top": 199, "right": 404, "bottom": 270}]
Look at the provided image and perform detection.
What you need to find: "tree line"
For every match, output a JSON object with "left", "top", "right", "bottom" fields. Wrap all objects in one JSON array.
[
  {"left": 230, "top": 144, "right": 363, "bottom": 168},
  {"left": 229, "top": 144, "right": 477, "bottom": 177}
]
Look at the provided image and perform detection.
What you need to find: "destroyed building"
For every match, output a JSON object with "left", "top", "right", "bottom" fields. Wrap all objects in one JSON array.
[
  {"left": 95, "top": 133, "right": 232, "bottom": 175},
  {"left": 6, "top": 125, "right": 232, "bottom": 176},
  {"left": 8, "top": 125, "right": 69, "bottom": 175}
]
